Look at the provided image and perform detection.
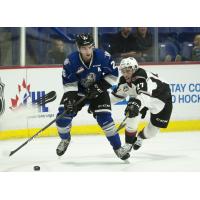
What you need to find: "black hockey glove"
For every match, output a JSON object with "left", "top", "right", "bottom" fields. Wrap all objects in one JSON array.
[
  {"left": 125, "top": 98, "right": 141, "bottom": 118},
  {"left": 86, "top": 83, "right": 104, "bottom": 99},
  {"left": 63, "top": 91, "right": 78, "bottom": 115},
  {"left": 140, "top": 107, "right": 149, "bottom": 119},
  {"left": 86, "top": 79, "right": 111, "bottom": 99}
]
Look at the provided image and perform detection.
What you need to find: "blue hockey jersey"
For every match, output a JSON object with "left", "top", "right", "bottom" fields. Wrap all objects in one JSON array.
[{"left": 62, "top": 48, "right": 118, "bottom": 94}]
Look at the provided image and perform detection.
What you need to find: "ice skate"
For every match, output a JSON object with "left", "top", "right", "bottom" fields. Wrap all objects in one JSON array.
[
  {"left": 133, "top": 136, "right": 143, "bottom": 150},
  {"left": 114, "top": 145, "right": 131, "bottom": 160},
  {"left": 56, "top": 137, "right": 71, "bottom": 156}
]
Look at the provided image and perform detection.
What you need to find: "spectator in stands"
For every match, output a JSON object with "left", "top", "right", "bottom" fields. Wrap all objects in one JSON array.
[
  {"left": 46, "top": 38, "right": 67, "bottom": 64},
  {"left": 109, "top": 27, "right": 138, "bottom": 63},
  {"left": 133, "top": 27, "right": 153, "bottom": 62},
  {"left": 164, "top": 54, "right": 182, "bottom": 62},
  {"left": 158, "top": 32, "right": 182, "bottom": 62},
  {"left": 192, "top": 34, "right": 200, "bottom": 61}
]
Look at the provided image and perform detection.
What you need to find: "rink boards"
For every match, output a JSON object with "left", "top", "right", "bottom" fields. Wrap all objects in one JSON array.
[{"left": 0, "top": 63, "right": 200, "bottom": 140}]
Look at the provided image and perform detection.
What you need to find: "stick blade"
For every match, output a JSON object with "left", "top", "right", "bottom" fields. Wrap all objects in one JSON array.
[
  {"left": 35, "top": 91, "right": 57, "bottom": 106},
  {"left": 9, "top": 151, "right": 14, "bottom": 157}
]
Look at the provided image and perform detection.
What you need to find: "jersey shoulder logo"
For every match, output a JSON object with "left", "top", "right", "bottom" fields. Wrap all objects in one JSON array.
[{"left": 64, "top": 58, "right": 70, "bottom": 65}]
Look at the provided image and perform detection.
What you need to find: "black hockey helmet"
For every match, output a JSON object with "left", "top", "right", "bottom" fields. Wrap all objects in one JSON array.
[{"left": 76, "top": 33, "right": 94, "bottom": 47}]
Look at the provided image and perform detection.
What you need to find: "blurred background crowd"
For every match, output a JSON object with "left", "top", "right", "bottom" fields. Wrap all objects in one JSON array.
[{"left": 0, "top": 27, "right": 200, "bottom": 66}]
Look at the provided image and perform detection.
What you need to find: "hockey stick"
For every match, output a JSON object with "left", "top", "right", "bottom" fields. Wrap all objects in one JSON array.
[
  {"left": 9, "top": 95, "right": 86, "bottom": 157},
  {"left": 33, "top": 91, "right": 57, "bottom": 106},
  {"left": 116, "top": 113, "right": 129, "bottom": 132}
]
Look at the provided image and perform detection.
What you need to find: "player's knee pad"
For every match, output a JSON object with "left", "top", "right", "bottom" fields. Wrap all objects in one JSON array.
[
  {"left": 142, "top": 122, "right": 160, "bottom": 139},
  {"left": 95, "top": 112, "right": 116, "bottom": 137},
  {"left": 56, "top": 106, "right": 72, "bottom": 134}
]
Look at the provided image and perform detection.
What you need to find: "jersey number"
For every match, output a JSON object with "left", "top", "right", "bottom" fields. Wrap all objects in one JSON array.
[
  {"left": 111, "top": 61, "right": 117, "bottom": 69},
  {"left": 136, "top": 82, "right": 144, "bottom": 90}
]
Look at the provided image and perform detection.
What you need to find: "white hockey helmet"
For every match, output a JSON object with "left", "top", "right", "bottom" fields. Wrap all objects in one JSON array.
[{"left": 119, "top": 57, "right": 139, "bottom": 73}]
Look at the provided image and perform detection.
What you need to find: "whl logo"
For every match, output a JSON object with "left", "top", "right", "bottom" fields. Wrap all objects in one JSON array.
[{"left": 10, "top": 79, "right": 48, "bottom": 112}]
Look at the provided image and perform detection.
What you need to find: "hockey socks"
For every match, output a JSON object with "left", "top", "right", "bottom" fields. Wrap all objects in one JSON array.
[
  {"left": 125, "top": 130, "right": 137, "bottom": 144},
  {"left": 107, "top": 133, "right": 121, "bottom": 150},
  {"left": 58, "top": 130, "right": 71, "bottom": 140}
]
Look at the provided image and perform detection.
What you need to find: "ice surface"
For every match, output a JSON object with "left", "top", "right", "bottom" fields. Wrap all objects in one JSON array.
[{"left": 1, "top": 132, "right": 200, "bottom": 172}]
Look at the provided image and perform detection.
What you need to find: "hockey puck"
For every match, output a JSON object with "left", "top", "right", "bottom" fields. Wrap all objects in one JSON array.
[{"left": 33, "top": 166, "right": 40, "bottom": 171}]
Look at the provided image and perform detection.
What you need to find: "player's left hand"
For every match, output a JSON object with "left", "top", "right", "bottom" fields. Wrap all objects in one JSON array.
[
  {"left": 125, "top": 98, "right": 141, "bottom": 118},
  {"left": 140, "top": 107, "right": 148, "bottom": 119},
  {"left": 86, "top": 83, "right": 104, "bottom": 99}
]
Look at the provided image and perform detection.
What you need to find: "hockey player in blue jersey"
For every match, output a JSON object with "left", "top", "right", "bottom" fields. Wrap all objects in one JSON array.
[{"left": 55, "top": 33, "right": 130, "bottom": 160}]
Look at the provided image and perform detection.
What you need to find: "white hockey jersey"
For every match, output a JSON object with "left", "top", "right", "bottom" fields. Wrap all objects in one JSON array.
[{"left": 111, "top": 67, "right": 171, "bottom": 115}]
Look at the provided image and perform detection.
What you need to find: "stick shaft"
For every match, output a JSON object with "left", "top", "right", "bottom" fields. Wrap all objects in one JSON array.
[
  {"left": 9, "top": 96, "right": 86, "bottom": 156},
  {"left": 116, "top": 115, "right": 128, "bottom": 132}
]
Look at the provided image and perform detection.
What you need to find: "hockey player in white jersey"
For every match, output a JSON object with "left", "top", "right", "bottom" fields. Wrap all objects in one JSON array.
[{"left": 111, "top": 57, "right": 173, "bottom": 151}]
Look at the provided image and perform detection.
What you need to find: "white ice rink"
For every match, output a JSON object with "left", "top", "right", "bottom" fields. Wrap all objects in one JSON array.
[{"left": 1, "top": 131, "right": 200, "bottom": 172}]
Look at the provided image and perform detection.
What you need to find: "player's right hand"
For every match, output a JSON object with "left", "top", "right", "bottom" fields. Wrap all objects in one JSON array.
[
  {"left": 86, "top": 83, "right": 104, "bottom": 99},
  {"left": 125, "top": 98, "right": 141, "bottom": 118}
]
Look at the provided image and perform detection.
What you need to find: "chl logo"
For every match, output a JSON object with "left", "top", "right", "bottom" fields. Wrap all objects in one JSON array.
[
  {"left": 10, "top": 79, "right": 48, "bottom": 113},
  {"left": 0, "top": 78, "right": 5, "bottom": 116}
]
